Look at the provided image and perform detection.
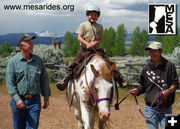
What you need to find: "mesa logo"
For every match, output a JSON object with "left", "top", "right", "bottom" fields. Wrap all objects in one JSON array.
[{"left": 149, "top": 4, "right": 176, "bottom": 35}]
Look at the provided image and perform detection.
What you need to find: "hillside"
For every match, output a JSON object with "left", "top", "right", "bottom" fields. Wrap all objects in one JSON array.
[
  {"left": 0, "top": 32, "right": 155, "bottom": 46},
  {"left": 0, "top": 32, "right": 64, "bottom": 46}
]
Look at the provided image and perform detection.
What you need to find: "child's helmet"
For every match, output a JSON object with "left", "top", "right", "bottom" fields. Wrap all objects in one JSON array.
[{"left": 86, "top": 5, "right": 100, "bottom": 16}]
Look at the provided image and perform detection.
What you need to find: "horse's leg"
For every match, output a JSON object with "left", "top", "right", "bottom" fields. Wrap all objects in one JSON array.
[
  {"left": 81, "top": 103, "right": 95, "bottom": 129},
  {"left": 74, "top": 107, "right": 84, "bottom": 129}
]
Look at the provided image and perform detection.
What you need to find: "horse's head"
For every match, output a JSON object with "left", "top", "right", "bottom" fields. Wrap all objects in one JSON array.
[{"left": 90, "top": 63, "right": 116, "bottom": 121}]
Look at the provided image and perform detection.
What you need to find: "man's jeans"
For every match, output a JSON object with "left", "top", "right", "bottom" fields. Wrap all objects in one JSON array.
[
  {"left": 145, "top": 105, "right": 172, "bottom": 129},
  {"left": 10, "top": 95, "right": 41, "bottom": 129}
]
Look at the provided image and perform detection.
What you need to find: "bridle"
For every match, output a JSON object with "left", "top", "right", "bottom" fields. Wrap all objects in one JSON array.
[
  {"left": 84, "top": 60, "right": 112, "bottom": 105},
  {"left": 91, "top": 76, "right": 112, "bottom": 104}
]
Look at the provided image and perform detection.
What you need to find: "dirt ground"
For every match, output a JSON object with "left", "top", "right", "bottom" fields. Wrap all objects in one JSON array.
[{"left": 0, "top": 88, "right": 180, "bottom": 129}]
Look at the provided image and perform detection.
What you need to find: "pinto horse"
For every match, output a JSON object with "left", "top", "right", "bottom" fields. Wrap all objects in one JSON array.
[{"left": 66, "top": 54, "right": 117, "bottom": 129}]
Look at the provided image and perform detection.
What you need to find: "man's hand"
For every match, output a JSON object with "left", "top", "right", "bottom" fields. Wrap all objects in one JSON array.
[
  {"left": 130, "top": 88, "right": 138, "bottom": 96},
  {"left": 162, "top": 89, "right": 169, "bottom": 100},
  {"left": 43, "top": 100, "right": 49, "bottom": 109},
  {"left": 16, "top": 99, "right": 26, "bottom": 110},
  {"left": 162, "top": 86, "right": 176, "bottom": 100}
]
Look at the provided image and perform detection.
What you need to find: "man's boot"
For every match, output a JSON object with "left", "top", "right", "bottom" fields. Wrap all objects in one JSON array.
[{"left": 56, "top": 75, "right": 71, "bottom": 91}]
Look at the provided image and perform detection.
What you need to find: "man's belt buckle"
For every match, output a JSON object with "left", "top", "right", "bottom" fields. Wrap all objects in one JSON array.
[{"left": 23, "top": 94, "right": 32, "bottom": 99}]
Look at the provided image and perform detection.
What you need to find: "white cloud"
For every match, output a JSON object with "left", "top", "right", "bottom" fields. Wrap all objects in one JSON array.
[{"left": 0, "top": 0, "right": 179, "bottom": 35}]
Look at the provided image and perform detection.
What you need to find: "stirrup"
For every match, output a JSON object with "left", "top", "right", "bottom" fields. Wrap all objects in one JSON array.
[{"left": 56, "top": 78, "right": 66, "bottom": 91}]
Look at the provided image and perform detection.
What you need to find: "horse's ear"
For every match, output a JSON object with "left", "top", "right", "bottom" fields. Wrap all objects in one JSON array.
[
  {"left": 110, "top": 63, "right": 116, "bottom": 73},
  {"left": 91, "top": 64, "right": 99, "bottom": 77}
]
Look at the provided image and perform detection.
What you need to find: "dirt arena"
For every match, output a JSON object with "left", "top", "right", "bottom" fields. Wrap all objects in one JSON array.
[{"left": 0, "top": 85, "right": 180, "bottom": 129}]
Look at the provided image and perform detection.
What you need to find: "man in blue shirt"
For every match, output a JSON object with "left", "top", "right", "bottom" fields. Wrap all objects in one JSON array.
[{"left": 6, "top": 34, "right": 51, "bottom": 129}]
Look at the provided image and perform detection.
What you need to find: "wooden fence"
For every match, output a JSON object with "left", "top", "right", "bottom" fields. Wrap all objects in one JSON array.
[
  {"left": 1, "top": 62, "right": 180, "bottom": 92},
  {"left": 117, "top": 62, "right": 180, "bottom": 92}
]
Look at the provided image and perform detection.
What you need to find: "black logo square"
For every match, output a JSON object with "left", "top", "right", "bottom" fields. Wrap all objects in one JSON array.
[
  {"left": 165, "top": 114, "right": 180, "bottom": 129},
  {"left": 149, "top": 4, "right": 176, "bottom": 35}
]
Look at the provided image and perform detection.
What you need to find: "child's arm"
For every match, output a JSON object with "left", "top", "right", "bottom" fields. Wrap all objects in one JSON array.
[
  {"left": 90, "top": 36, "right": 103, "bottom": 47},
  {"left": 77, "top": 35, "right": 91, "bottom": 49}
]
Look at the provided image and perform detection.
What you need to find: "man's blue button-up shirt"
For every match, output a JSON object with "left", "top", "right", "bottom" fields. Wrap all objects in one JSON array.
[{"left": 6, "top": 53, "right": 51, "bottom": 101}]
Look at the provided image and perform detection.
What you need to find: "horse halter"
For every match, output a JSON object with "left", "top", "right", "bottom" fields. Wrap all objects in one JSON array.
[
  {"left": 84, "top": 60, "right": 112, "bottom": 105},
  {"left": 91, "top": 76, "right": 112, "bottom": 104}
]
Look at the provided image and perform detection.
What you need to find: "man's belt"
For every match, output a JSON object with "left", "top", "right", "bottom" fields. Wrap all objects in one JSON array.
[{"left": 21, "top": 94, "right": 39, "bottom": 99}]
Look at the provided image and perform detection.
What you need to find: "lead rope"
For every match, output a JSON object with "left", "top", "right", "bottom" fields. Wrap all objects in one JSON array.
[
  {"left": 84, "top": 59, "right": 90, "bottom": 91},
  {"left": 114, "top": 92, "right": 130, "bottom": 110},
  {"left": 134, "top": 91, "right": 164, "bottom": 119},
  {"left": 134, "top": 96, "right": 153, "bottom": 119},
  {"left": 115, "top": 91, "right": 163, "bottom": 119}
]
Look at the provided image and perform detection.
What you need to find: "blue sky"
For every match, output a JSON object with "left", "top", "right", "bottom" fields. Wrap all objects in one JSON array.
[{"left": 0, "top": 0, "right": 180, "bottom": 36}]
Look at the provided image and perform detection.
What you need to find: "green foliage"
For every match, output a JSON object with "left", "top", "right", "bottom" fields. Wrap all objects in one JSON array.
[
  {"left": 33, "top": 45, "right": 66, "bottom": 81},
  {"left": 33, "top": 45, "right": 64, "bottom": 65},
  {"left": 177, "top": 34, "right": 180, "bottom": 46},
  {"left": 0, "top": 42, "right": 15, "bottom": 57},
  {"left": 62, "top": 31, "right": 80, "bottom": 57},
  {"left": 101, "top": 24, "right": 127, "bottom": 56},
  {"left": 141, "top": 30, "right": 149, "bottom": 56},
  {"left": 155, "top": 35, "right": 179, "bottom": 54},
  {"left": 101, "top": 27, "right": 116, "bottom": 56},
  {"left": 61, "top": 27, "right": 180, "bottom": 57},
  {"left": 154, "top": 35, "right": 163, "bottom": 42},
  {"left": 154, "top": 28, "right": 180, "bottom": 54},
  {"left": 111, "top": 24, "right": 127, "bottom": 56},
  {"left": 162, "top": 35, "right": 177, "bottom": 54},
  {"left": 129, "top": 26, "right": 149, "bottom": 56}
]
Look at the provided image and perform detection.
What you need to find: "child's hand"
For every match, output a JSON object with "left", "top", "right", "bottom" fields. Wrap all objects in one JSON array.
[
  {"left": 90, "top": 41, "right": 97, "bottom": 47},
  {"left": 86, "top": 44, "right": 92, "bottom": 49}
]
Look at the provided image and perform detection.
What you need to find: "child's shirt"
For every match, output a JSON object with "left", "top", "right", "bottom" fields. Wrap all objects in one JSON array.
[{"left": 76, "top": 21, "right": 103, "bottom": 49}]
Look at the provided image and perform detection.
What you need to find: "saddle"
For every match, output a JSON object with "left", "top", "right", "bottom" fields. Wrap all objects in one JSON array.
[{"left": 73, "top": 54, "right": 95, "bottom": 79}]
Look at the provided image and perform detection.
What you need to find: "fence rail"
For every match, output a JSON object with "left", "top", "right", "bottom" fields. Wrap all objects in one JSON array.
[{"left": 1, "top": 62, "right": 180, "bottom": 91}]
